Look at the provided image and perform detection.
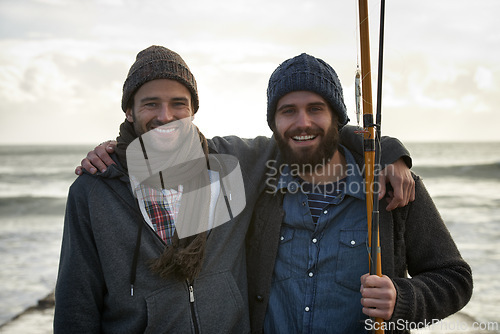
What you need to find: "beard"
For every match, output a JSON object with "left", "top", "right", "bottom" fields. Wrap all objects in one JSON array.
[{"left": 275, "top": 124, "right": 340, "bottom": 175}]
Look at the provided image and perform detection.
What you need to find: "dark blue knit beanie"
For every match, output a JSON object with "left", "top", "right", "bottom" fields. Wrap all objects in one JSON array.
[{"left": 267, "top": 53, "right": 349, "bottom": 130}]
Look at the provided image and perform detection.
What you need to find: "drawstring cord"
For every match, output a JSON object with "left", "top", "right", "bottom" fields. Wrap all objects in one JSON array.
[{"left": 130, "top": 199, "right": 144, "bottom": 296}]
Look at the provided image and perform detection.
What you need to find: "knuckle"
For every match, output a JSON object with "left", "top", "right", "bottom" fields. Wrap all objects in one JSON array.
[
  {"left": 393, "top": 194, "right": 403, "bottom": 202},
  {"left": 89, "top": 155, "right": 98, "bottom": 164}
]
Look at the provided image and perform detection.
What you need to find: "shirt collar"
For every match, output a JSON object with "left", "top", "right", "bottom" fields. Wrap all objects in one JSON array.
[{"left": 277, "top": 145, "right": 365, "bottom": 200}]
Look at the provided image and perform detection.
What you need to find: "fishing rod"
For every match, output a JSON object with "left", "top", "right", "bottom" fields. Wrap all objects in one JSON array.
[{"left": 357, "top": 0, "right": 385, "bottom": 332}]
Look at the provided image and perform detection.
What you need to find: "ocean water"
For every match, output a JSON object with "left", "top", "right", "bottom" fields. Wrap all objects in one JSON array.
[
  {"left": 407, "top": 142, "right": 500, "bottom": 327},
  {"left": 0, "top": 145, "right": 90, "bottom": 325},
  {"left": 0, "top": 142, "right": 499, "bottom": 328}
]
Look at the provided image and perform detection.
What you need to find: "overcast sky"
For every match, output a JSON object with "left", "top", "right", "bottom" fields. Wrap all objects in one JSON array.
[{"left": 0, "top": 0, "right": 498, "bottom": 144}]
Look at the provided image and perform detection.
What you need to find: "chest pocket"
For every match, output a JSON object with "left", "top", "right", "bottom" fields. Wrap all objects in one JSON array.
[
  {"left": 335, "top": 229, "right": 369, "bottom": 291},
  {"left": 272, "top": 226, "right": 295, "bottom": 282}
]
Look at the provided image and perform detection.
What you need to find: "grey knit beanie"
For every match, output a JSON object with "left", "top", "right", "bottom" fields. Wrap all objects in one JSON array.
[
  {"left": 267, "top": 53, "right": 349, "bottom": 129},
  {"left": 121, "top": 45, "right": 199, "bottom": 113}
]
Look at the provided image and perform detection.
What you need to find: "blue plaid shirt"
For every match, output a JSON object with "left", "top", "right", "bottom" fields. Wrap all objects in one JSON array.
[{"left": 264, "top": 146, "right": 370, "bottom": 333}]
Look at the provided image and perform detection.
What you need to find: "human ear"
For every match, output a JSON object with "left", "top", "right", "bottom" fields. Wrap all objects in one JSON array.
[{"left": 126, "top": 108, "right": 134, "bottom": 123}]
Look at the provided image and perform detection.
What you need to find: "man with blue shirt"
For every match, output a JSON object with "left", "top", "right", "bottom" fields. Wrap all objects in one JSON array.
[{"left": 246, "top": 53, "right": 473, "bottom": 333}]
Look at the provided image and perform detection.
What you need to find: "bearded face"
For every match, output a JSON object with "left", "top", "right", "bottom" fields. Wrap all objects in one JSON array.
[
  {"left": 273, "top": 91, "right": 340, "bottom": 174},
  {"left": 274, "top": 122, "right": 339, "bottom": 174}
]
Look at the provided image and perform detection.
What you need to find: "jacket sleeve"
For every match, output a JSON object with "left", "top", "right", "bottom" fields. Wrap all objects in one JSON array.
[
  {"left": 208, "top": 135, "right": 279, "bottom": 196},
  {"left": 389, "top": 177, "right": 473, "bottom": 323},
  {"left": 339, "top": 125, "right": 412, "bottom": 168},
  {"left": 54, "top": 177, "right": 104, "bottom": 333}
]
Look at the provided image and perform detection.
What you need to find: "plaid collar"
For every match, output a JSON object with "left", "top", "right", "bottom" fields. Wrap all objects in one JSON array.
[{"left": 136, "top": 184, "right": 184, "bottom": 245}]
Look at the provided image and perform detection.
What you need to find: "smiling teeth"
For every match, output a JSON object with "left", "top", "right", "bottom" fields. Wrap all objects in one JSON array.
[
  {"left": 293, "top": 135, "right": 316, "bottom": 141},
  {"left": 155, "top": 127, "right": 176, "bottom": 134}
]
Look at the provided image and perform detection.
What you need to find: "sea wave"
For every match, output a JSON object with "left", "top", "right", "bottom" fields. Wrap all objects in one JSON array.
[
  {"left": 0, "top": 196, "right": 67, "bottom": 217},
  {"left": 413, "top": 162, "right": 500, "bottom": 180}
]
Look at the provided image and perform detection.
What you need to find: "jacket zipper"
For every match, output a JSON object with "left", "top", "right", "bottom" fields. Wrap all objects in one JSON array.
[{"left": 187, "top": 281, "right": 200, "bottom": 334}]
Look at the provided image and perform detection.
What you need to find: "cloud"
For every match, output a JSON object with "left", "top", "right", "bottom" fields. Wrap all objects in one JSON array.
[
  {"left": 474, "top": 67, "right": 495, "bottom": 91},
  {"left": 1, "top": 0, "right": 499, "bottom": 143}
]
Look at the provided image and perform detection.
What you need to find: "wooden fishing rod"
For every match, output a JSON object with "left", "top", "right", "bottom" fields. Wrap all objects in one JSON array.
[{"left": 358, "top": 0, "right": 385, "bottom": 332}]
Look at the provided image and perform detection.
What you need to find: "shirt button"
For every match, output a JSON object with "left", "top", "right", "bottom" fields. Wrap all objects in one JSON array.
[
  {"left": 308, "top": 272, "right": 314, "bottom": 277},
  {"left": 323, "top": 210, "right": 328, "bottom": 214},
  {"left": 312, "top": 238, "right": 317, "bottom": 244},
  {"left": 302, "top": 201, "right": 306, "bottom": 206},
  {"left": 305, "top": 307, "right": 310, "bottom": 312},
  {"left": 280, "top": 236, "right": 284, "bottom": 241},
  {"left": 256, "top": 295, "right": 264, "bottom": 302},
  {"left": 351, "top": 240, "right": 356, "bottom": 245}
]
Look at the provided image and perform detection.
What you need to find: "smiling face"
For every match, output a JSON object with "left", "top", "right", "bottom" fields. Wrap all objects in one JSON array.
[
  {"left": 126, "top": 79, "right": 194, "bottom": 152},
  {"left": 274, "top": 91, "right": 339, "bottom": 172}
]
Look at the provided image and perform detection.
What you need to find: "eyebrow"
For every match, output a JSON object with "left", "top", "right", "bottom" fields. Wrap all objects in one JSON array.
[
  {"left": 171, "top": 97, "right": 189, "bottom": 104},
  {"left": 139, "top": 96, "right": 189, "bottom": 104},
  {"left": 277, "top": 101, "right": 327, "bottom": 112},
  {"left": 139, "top": 97, "right": 160, "bottom": 104},
  {"left": 308, "top": 101, "right": 327, "bottom": 108},
  {"left": 277, "top": 104, "right": 295, "bottom": 112}
]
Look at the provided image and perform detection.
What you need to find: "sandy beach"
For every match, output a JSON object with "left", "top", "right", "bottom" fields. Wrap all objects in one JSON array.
[{"left": 0, "top": 292, "right": 54, "bottom": 334}]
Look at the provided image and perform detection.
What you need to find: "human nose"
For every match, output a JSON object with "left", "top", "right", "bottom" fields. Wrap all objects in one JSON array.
[
  {"left": 295, "top": 109, "right": 312, "bottom": 128},
  {"left": 156, "top": 104, "right": 176, "bottom": 123}
]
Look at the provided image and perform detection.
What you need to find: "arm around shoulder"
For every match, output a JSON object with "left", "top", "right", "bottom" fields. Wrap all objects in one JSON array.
[{"left": 339, "top": 125, "right": 412, "bottom": 168}]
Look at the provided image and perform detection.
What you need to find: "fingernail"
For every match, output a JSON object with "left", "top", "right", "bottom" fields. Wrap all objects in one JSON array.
[
  {"left": 101, "top": 168, "right": 107, "bottom": 173},
  {"left": 90, "top": 167, "right": 97, "bottom": 174}
]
